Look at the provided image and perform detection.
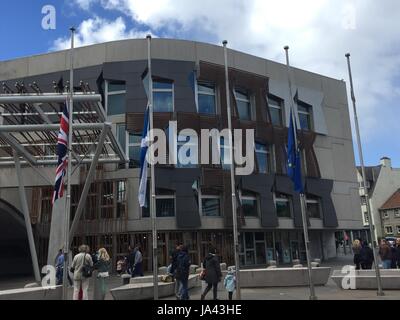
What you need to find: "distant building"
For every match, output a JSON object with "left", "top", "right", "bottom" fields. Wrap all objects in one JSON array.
[
  {"left": 357, "top": 157, "right": 400, "bottom": 239},
  {"left": 379, "top": 189, "right": 400, "bottom": 238}
]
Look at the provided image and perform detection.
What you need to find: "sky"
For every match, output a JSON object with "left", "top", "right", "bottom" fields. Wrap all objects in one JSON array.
[{"left": 0, "top": 0, "right": 399, "bottom": 167}]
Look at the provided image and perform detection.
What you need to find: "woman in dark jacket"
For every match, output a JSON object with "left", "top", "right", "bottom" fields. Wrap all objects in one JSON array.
[
  {"left": 201, "top": 247, "right": 222, "bottom": 301},
  {"left": 93, "top": 248, "right": 111, "bottom": 300}
]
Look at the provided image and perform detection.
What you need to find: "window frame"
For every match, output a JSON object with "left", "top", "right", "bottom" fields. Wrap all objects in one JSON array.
[
  {"left": 383, "top": 211, "right": 390, "bottom": 219},
  {"left": 255, "top": 142, "right": 271, "bottom": 174},
  {"left": 200, "top": 194, "right": 222, "bottom": 217},
  {"left": 155, "top": 194, "right": 176, "bottom": 218},
  {"left": 275, "top": 193, "right": 292, "bottom": 219},
  {"left": 105, "top": 80, "right": 126, "bottom": 116},
  {"left": 297, "top": 100, "right": 313, "bottom": 131},
  {"left": 239, "top": 191, "right": 259, "bottom": 217},
  {"left": 385, "top": 225, "right": 394, "bottom": 235},
  {"left": 153, "top": 79, "right": 175, "bottom": 113},
  {"left": 267, "top": 94, "right": 284, "bottom": 126},
  {"left": 395, "top": 209, "right": 400, "bottom": 218},
  {"left": 196, "top": 80, "right": 217, "bottom": 115},
  {"left": 306, "top": 196, "right": 321, "bottom": 219},
  {"left": 234, "top": 88, "right": 253, "bottom": 121}
]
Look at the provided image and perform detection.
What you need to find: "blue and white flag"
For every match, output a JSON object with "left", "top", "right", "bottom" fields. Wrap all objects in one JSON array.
[
  {"left": 287, "top": 108, "right": 304, "bottom": 193},
  {"left": 138, "top": 105, "right": 150, "bottom": 207}
]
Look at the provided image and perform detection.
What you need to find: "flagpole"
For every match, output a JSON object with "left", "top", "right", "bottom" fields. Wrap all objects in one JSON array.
[
  {"left": 62, "top": 27, "right": 75, "bottom": 300},
  {"left": 284, "top": 46, "right": 316, "bottom": 300},
  {"left": 147, "top": 35, "right": 158, "bottom": 300},
  {"left": 345, "top": 53, "right": 384, "bottom": 296},
  {"left": 223, "top": 40, "right": 241, "bottom": 300}
]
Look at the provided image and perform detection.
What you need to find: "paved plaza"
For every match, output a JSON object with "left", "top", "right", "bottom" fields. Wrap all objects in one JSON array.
[{"left": 1, "top": 254, "right": 400, "bottom": 300}]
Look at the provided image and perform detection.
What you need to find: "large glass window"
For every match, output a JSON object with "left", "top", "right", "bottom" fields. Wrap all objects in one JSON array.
[
  {"left": 153, "top": 80, "right": 174, "bottom": 112},
  {"left": 275, "top": 193, "right": 292, "bottom": 218},
  {"left": 235, "top": 89, "right": 252, "bottom": 121},
  {"left": 306, "top": 195, "right": 321, "bottom": 219},
  {"left": 116, "top": 124, "right": 141, "bottom": 168},
  {"left": 220, "top": 137, "right": 232, "bottom": 170},
  {"left": 240, "top": 192, "right": 258, "bottom": 217},
  {"left": 201, "top": 195, "right": 221, "bottom": 217},
  {"left": 106, "top": 81, "right": 126, "bottom": 116},
  {"left": 197, "top": 82, "right": 216, "bottom": 114},
  {"left": 297, "top": 102, "right": 312, "bottom": 131},
  {"left": 156, "top": 189, "right": 175, "bottom": 217},
  {"left": 177, "top": 134, "right": 198, "bottom": 168},
  {"left": 268, "top": 95, "right": 283, "bottom": 126},
  {"left": 255, "top": 142, "right": 270, "bottom": 174}
]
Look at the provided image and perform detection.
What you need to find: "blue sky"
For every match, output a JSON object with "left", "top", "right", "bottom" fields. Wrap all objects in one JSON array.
[{"left": 0, "top": 0, "right": 399, "bottom": 167}]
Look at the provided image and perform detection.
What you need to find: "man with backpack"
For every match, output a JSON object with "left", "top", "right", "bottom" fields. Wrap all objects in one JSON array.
[
  {"left": 174, "top": 245, "right": 191, "bottom": 300},
  {"left": 71, "top": 244, "right": 93, "bottom": 300}
]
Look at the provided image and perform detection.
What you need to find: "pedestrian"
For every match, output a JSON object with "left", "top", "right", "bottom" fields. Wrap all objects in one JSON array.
[
  {"left": 127, "top": 245, "right": 135, "bottom": 275},
  {"left": 201, "top": 247, "right": 222, "bottom": 301},
  {"left": 71, "top": 244, "right": 93, "bottom": 300},
  {"left": 379, "top": 239, "right": 392, "bottom": 269},
  {"left": 170, "top": 244, "right": 182, "bottom": 299},
  {"left": 360, "top": 240, "right": 374, "bottom": 269},
  {"left": 116, "top": 256, "right": 125, "bottom": 276},
  {"left": 175, "top": 245, "right": 191, "bottom": 300},
  {"left": 352, "top": 239, "right": 362, "bottom": 270},
  {"left": 223, "top": 266, "right": 236, "bottom": 300},
  {"left": 93, "top": 248, "right": 111, "bottom": 300},
  {"left": 55, "top": 249, "right": 64, "bottom": 285},
  {"left": 390, "top": 242, "right": 397, "bottom": 269},
  {"left": 132, "top": 245, "right": 144, "bottom": 277},
  {"left": 394, "top": 238, "right": 400, "bottom": 269}
]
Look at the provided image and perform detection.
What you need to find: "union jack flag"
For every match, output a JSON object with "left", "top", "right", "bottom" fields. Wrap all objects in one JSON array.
[{"left": 52, "top": 102, "right": 69, "bottom": 204}]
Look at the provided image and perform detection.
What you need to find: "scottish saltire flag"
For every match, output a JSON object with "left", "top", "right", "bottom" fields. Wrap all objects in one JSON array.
[
  {"left": 52, "top": 102, "right": 69, "bottom": 204},
  {"left": 138, "top": 106, "right": 150, "bottom": 207},
  {"left": 287, "top": 109, "right": 304, "bottom": 193}
]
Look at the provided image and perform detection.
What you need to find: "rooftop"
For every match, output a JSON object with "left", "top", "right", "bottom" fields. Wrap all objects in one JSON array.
[{"left": 380, "top": 189, "right": 400, "bottom": 210}]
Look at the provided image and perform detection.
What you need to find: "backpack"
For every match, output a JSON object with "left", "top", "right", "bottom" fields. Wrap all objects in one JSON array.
[{"left": 81, "top": 254, "right": 93, "bottom": 278}]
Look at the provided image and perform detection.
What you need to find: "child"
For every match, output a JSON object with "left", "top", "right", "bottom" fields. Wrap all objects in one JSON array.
[{"left": 223, "top": 266, "right": 236, "bottom": 300}]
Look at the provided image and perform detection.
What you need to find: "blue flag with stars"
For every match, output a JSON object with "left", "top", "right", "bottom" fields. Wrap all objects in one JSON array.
[{"left": 287, "top": 109, "right": 304, "bottom": 193}]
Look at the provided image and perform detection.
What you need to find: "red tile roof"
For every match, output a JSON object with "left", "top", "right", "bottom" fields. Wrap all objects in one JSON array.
[{"left": 380, "top": 189, "right": 400, "bottom": 210}]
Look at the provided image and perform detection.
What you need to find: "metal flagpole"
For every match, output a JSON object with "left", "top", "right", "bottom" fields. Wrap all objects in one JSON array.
[
  {"left": 284, "top": 46, "right": 317, "bottom": 300},
  {"left": 147, "top": 35, "right": 158, "bottom": 300},
  {"left": 62, "top": 27, "right": 75, "bottom": 300},
  {"left": 223, "top": 40, "right": 241, "bottom": 300},
  {"left": 345, "top": 53, "right": 384, "bottom": 296}
]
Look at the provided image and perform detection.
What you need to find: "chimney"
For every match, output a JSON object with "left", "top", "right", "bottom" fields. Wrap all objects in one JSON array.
[{"left": 380, "top": 157, "right": 392, "bottom": 168}]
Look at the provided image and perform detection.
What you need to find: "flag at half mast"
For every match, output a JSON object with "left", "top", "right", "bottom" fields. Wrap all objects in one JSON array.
[
  {"left": 138, "top": 105, "right": 150, "bottom": 207},
  {"left": 52, "top": 101, "right": 69, "bottom": 204},
  {"left": 287, "top": 108, "right": 304, "bottom": 193}
]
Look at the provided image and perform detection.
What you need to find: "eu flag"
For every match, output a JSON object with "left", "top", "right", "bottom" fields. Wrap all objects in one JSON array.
[
  {"left": 287, "top": 109, "right": 304, "bottom": 193},
  {"left": 138, "top": 106, "right": 150, "bottom": 208}
]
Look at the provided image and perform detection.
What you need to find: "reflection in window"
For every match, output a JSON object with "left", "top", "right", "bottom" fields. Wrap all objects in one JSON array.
[
  {"left": 153, "top": 80, "right": 174, "bottom": 112},
  {"left": 143, "top": 188, "right": 175, "bottom": 218},
  {"left": 240, "top": 192, "right": 258, "bottom": 217},
  {"left": 268, "top": 95, "right": 283, "bottom": 126},
  {"left": 275, "top": 193, "right": 291, "bottom": 218},
  {"left": 235, "top": 89, "right": 252, "bottom": 121},
  {"left": 201, "top": 195, "right": 221, "bottom": 217},
  {"left": 106, "top": 81, "right": 126, "bottom": 116},
  {"left": 255, "top": 143, "right": 270, "bottom": 174},
  {"left": 297, "top": 101, "right": 312, "bottom": 131},
  {"left": 306, "top": 195, "right": 321, "bottom": 219},
  {"left": 197, "top": 82, "right": 216, "bottom": 114}
]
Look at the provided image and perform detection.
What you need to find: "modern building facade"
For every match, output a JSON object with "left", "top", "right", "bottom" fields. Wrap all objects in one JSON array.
[
  {"left": 356, "top": 157, "right": 400, "bottom": 240},
  {"left": 0, "top": 38, "right": 364, "bottom": 275}
]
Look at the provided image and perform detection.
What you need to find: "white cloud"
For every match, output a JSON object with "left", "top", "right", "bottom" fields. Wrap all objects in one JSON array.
[
  {"left": 74, "top": 0, "right": 97, "bottom": 10},
  {"left": 52, "top": 16, "right": 151, "bottom": 50},
  {"left": 64, "top": 0, "right": 400, "bottom": 156}
]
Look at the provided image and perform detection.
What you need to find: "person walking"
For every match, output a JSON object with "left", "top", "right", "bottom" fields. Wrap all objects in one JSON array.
[
  {"left": 175, "top": 245, "right": 191, "bottom": 300},
  {"left": 395, "top": 238, "right": 400, "bottom": 269},
  {"left": 131, "top": 245, "right": 144, "bottom": 277},
  {"left": 93, "top": 248, "right": 111, "bottom": 300},
  {"left": 71, "top": 245, "right": 93, "bottom": 300},
  {"left": 55, "top": 249, "right": 64, "bottom": 285},
  {"left": 170, "top": 244, "right": 182, "bottom": 299},
  {"left": 360, "top": 240, "right": 374, "bottom": 270},
  {"left": 223, "top": 266, "right": 236, "bottom": 300},
  {"left": 201, "top": 247, "right": 222, "bottom": 301},
  {"left": 352, "top": 239, "right": 362, "bottom": 270},
  {"left": 379, "top": 239, "right": 392, "bottom": 269}
]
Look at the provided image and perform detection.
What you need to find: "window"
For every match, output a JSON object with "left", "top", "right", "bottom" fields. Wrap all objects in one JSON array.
[
  {"left": 395, "top": 209, "right": 400, "bottom": 218},
  {"left": 106, "top": 81, "right": 126, "bottom": 116},
  {"left": 297, "top": 101, "right": 312, "bottom": 131},
  {"left": 201, "top": 195, "right": 221, "bottom": 217},
  {"left": 385, "top": 226, "right": 394, "bottom": 235},
  {"left": 361, "top": 196, "right": 367, "bottom": 206},
  {"left": 363, "top": 212, "right": 369, "bottom": 224},
  {"left": 177, "top": 134, "right": 198, "bottom": 168},
  {"left": 255, "top": 142, "right": 270, "bottom": 174},
  {"left": 240, "top": 192, "right": 258, "bottom": 217},
  {"left": 306, "top": 196, "right": 321, "bottom": 219},
  {"left": 197, "top": 82, "right": 216, "bottom": 114},
  {"left": 156, "top": 189, "right": 175, "bottom": 217},
  {"left": 220, "top": 137, "right": 232, "bottom": 170},
  {"left": 383, "top": 211, "right": 390, "bottom": 219},
  {"left": 268, "top": 95, "right": 283, "bottom": 126},
  {"left": 116, "top": 181, "right": 126, "bottom": 218},
  {"left": 235, "top": 88, "right": 252, "bottom": 121},
  {"left": 153, "top": 80, "right": 174, "bottom": 112},
  {"left": 397, "top": 226, "right": 400, "bottom": 234},
  {"left": 275, "top": 193, "right": 291, "bottom": 218},
  {"left": 116, "top": 124, "right": 141, "bottom": 168}
]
